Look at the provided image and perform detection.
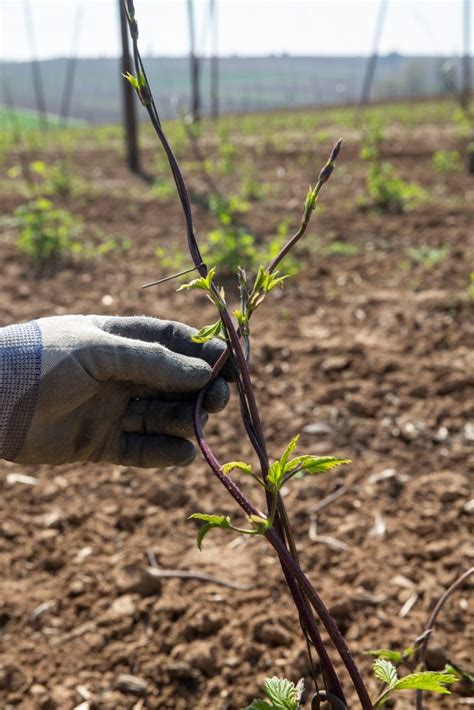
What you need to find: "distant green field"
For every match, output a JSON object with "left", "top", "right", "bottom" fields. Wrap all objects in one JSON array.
[
  {"left": 0, "top": 97, "right": 467, "bottom": 158},
  {"left": 0, "top": 106, "right": 85, "bottom": 132}
]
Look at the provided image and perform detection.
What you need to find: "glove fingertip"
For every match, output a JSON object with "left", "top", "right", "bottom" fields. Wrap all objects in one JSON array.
[
  {"left": 203, "top": 378, "right": 230, "bottom": 413},
  {"left": 119, "top": 433, "right": 197, "bottom": 468}
]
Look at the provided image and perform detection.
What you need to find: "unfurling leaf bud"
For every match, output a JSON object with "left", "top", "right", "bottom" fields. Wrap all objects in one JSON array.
[
  {"left": 318, "top": 138, "right": 342, "bottom": 184},
  {"left": 304, "top": 185, "right": 317, "bottom": 213},
  {"left": 248, "top": 514, "right": 270, "bottom": 533}
]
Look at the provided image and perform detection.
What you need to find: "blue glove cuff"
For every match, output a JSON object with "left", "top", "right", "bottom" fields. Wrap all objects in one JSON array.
[{"left": 0, "top": 321, "right": 42, "bottom": 461}]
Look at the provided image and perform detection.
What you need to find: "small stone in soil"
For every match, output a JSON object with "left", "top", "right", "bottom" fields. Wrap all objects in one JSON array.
[{"left": 114, "top": 673, "right": 148, "bottom": 695}]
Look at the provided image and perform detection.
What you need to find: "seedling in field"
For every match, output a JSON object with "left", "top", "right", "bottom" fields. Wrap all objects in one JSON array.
[
  {"left": 371, "top": 659, "right": 457, "bottom": 707},
  {"left": 360, "top": 122, "right": 428, "bottom": 213},
  {"left": 30, "top": 159, "right": 75, "bottom": 198},
  {"left": 408, "top": 244, "right": 450, "bottom": 268},
  {"left": 244, "top": 676, "right": 305, "bottom": 710},
  {"left": 14, "top": 197, "right": 129, "bottom": 268},
  {"left": 432, "top": 149, "right": 461, "bottom": 174},
  {"left": 14, "top": 197, "right": 82, "bottom": 265}
]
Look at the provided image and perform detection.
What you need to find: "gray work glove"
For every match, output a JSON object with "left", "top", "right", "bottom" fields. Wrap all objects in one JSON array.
[{"left": 0, "top": 315, "right": 231, "bottom": 467}]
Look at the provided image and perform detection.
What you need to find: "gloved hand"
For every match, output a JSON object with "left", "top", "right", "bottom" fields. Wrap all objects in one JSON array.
[{"left": 0, "top": 315, "right": 232, "bottom": 468}]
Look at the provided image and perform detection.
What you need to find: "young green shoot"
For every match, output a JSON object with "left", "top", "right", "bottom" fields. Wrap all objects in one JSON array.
[
  {"left": 243, "top": 676, "right": 304, "bottom": 710},
  {"left": 372, "top": 659, "right": 457, "bottom": 707}
]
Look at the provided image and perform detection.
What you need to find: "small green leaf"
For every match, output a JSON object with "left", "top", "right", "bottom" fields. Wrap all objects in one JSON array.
[
  {"left": 280, "top": 435, "right": 300, "bottom": 470},
  {"left": 373, "top": 659, "right": 398, "bottom": 689},
  {"left": 304, "top": 185, "right": 317, "bottom": 212},
  {"left": 401, "top": 645, "right": 416, "bottom": 660},
  {"left": 264, "top": 271, "right": 289, "bottom": 293},
  {"left": 366, "top": 649, "right": 402, "bottom": 663},
  {"left": 285, "top": 456, "right": 351, "bottom": 476},
  {"left": 177, "top": 277, "right": 209, "bottom": 293},
  {"left": 267, "top": 460, "right": 283, "bottom": 489},
  {"left": 263, "top": 676, "right": 300, "bottom": 709},
  {"left": 392, "top": 671, "right": 458, "bottom": 694},
  {"left": 221, "top": 461, "right": 253, "bottom": 476},
  {"left": 191, "top": 319, "right": 224, "bottom": 343},
  {"left": 122, "top": 71, "right": 140, "bottom": 90},
  {"left": 252, "top": 266, "right": 266, "bottom": 293},
  {"left": 233, "top": 309, "right": 249, "bottom": 330},
  {"left": 177, "top": 267, "right": 225, "bottom": 308},
  {"left": 177, "top": 266, "right": 216, "bottom": 292},
  {"left": 248, "top": 268, "right": 289, "bottom": 313},
  {"left": 242, "top": 701, "right": 272, "bottom": 710},
  {"left": 267, "top": 436, "right": 302, "bottom": 490},
  {"left": 189, "top": 513, "right": 231, "bottom": 550}
]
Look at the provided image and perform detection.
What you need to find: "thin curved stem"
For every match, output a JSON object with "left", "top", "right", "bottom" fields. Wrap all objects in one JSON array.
[
  {"left": 415, "top": 567, "right": 474, "bottom": 710},
  {"left": 192, "top": 393, "right": 372, "bottom": 708},
  {"left": 417, "top": 567, "right": 474, "bottom": 666}
]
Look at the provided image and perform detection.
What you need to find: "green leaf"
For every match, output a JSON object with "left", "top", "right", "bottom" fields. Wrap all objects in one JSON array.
[
  {"left": 233, "top": 309, "right": 249, "bottom": 331},
  {"left": 267, "top": 436, "right": 301, "bottom": 490},
  {"left": 122, "top": 71, "right": 140, "bottom": 90},
  {"left": 191, "top": 319, "right": 224, "bottom": 343},
  {"left": 267, "top": 460, "right": 283, "bottom": 489},
  {"left": 373, "top": 659, "right": 398, "bottom": 689},
  {"left": 221, "top": 461, "right": 253, "bottom": 476},
  {"left": 280, "top": 435, "right": 300, "bottom": 470},
  {"left": 366, "top": 649, "right": 402, "bottom": 663},
  {"left": 252, "top": 266, "right": 266, "bottom": 293},
  {"left": 177, "top": 267, "right": 225, "bottom": 308},
  {"left": 263, "top": 271, "right": 289, "bottom": 293},
  {"left": 304, "top": 185, "right": 317, "bottom": 212},
  {"left": 242, "top": 701, "right": 272, "bottom": 710},
  {"left": 392, "top": 671, "right": 458, "bottom": 694},
  {"left": 189, "top": 513, "right": 231, "bottom": 550},
  {"left": 263, "top": 676, "right": 300, "bottom": 709},
  {"left": 401, "top": 645, "right": 416, "bottom": 660},
  {"left": 285, "top": 456, "right": 351, "bottom": 476},
  {"left": 248, "top": 268, "right": 289, "bottom": 313},
  {"left": 177, "top": 277, "right": 209, "bottom": 293},
  {"left": 177, "top": 266, "right": 216, "bottom": 293},
  {"left": 122, "top": 70, "right": 147, "bottom": 92}
]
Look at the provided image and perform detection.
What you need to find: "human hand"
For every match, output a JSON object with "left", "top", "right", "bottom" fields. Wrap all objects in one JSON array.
[{"left": 0, "top": 315, "right": 232, "bottom": 467}]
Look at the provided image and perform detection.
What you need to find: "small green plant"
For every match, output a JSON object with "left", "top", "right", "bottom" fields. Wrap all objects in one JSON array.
[
  {"left": 14, "top": 198, "right": 129, "bottom": 266},
  {"left": 31, "top": 160, "right": 75, "bottom": 198},
  {"left": 240, "top": 662, "right": 458, "bottom": 709},
  {"left": 190, "top": 434, "right": 349, "bottom": 548},
  {"left": 243, "top": 676, "right": 304, "bottom": 710},
  {"left": 408, "top": 244, "right": 450, "bottom": 268},
  {"left": 323, "top": 240, "right": 360, "bottom": 257},
  {"left": 14, "top": 198, "right": 82, "bottom": 263},
  {"left": 240, "top": 175, "right": 267, "bottom": 201},
  {"left": 203, "top": 224, "right": 261, "bottom": 273},
  {"left": 150, "top": 176, "right": 175, "bottom": 199},
  {"left": 217, "top": 125, "right": 237, "bottom": 174},
  {"left": 155, "top": 195, "right": 300, "bottom": 277},
  {"left": 371, "top": 658, "right": 457, "bottom": 707},
  {"left": 360, "top": 123, "right": 428, "bottom": 212},
  {"left": 432, "top": 149, "right": 461, "bottom": 174}
]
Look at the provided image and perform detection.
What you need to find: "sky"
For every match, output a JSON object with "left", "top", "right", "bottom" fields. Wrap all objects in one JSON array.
[{"left": 0, "top": 0, "right": 472, "bottom": 62}]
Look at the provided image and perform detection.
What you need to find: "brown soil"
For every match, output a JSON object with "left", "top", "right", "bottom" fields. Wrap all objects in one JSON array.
[{"left": 0, "top": 111, "right": 473, "bottom": 709}]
